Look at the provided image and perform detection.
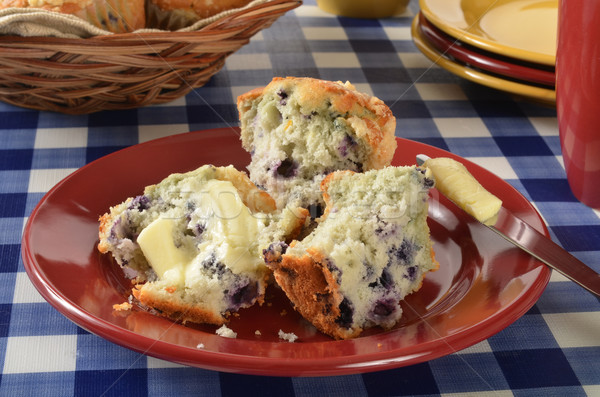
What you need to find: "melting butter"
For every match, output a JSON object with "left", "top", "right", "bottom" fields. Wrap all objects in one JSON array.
[
  {"left": 193, "top": 179, "right": 263, "bottom": 275},
  {"left": 137, "top": 179, "right": 264, "bottom": 285},
  {"left": 137, "top": 217, "right": 191, "bottom": 284}
]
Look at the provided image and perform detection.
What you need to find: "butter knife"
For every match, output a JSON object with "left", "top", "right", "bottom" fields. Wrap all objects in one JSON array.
[{"left": 417, "top": 154, "right": 600, "bottom": 297}]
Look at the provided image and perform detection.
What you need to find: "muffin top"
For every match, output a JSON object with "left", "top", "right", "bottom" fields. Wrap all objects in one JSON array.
[{"left": 238, "top": 77, "right": 397, "bottom": 171}]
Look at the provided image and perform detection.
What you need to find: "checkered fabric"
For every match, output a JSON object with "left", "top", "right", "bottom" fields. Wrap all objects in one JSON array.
[{"left": 1, "top": 1, "right": 599, "bottom": 396}]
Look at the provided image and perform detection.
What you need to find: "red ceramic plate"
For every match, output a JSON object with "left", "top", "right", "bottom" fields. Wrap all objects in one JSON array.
[
  {"left": 419, "top": 13, "right": 556, "bottom": 87},
  {"left": 22, "top": 128, "right": 551, "bottom": 376}
]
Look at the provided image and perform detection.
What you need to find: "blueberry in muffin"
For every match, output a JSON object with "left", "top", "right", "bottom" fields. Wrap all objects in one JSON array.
[
  {"left": 264, "top": 166, "right": 437, "bottom": 339},
  {"left": 98, "top": 165, "right": 308, "bottom": 325},
  {"left": 237, "top": 77, "right": 397, "bottom": 215}
]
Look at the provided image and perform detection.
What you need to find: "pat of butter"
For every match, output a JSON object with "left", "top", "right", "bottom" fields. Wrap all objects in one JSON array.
[
  {"left": 197, "top": 180, "right": 258, "bottom": 244},
  {"left": 138, "top": 179, "right": 263, "bottom": 284},
  {"left": 195, "top": 180, "right": 262, "bottom": 274},
  {"left": 137, "top": 217, "right": 191, "bottom": 283},
  {"left": 423, "top": 157, "right": 502, "bottom": 225}
]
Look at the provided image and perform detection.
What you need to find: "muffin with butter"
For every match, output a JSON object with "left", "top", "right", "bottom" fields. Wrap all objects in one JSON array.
[{"left": 98, "top": 165, "right": 308, "bottom": 325}]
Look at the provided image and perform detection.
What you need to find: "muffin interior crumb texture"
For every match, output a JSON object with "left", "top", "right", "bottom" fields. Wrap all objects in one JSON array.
[
  {"left": 238, "top": 77, "right": 397, "bottom": 214},
  {"left": 265, "top": 166, "right": 437, "bottom": 339},
  {"left": 98, "top": 165, "right": 307, "bottom": 326}
]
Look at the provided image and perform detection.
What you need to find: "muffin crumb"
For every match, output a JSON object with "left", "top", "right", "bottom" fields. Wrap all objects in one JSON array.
[
  {"left": 216, "top": 324, "right": 237, "bottom": 339},
  {"left": 278, "top": 329, "right": 298, "bottom": 343},
  {"left": 112, "top": 302, "right": 132, "bottom": 311}
]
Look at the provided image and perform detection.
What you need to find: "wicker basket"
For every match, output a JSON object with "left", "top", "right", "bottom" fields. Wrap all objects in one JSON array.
[{"left": 0, "top": 0, "right": 301, "bottom": 114}]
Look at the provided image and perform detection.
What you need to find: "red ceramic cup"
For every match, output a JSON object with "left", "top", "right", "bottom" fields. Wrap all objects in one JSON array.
[{"left": 556, "top": 1, "right": 600, "bottom": 209}]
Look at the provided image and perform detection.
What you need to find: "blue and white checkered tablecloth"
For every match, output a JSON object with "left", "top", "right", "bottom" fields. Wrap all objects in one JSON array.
[{"left": 1, "top": 0, "right": 599, "bottom": 395}]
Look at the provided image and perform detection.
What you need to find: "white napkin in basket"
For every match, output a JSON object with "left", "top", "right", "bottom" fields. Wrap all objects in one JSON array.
[{"left": 0, "top": 0, "right": 271, "bottom": 39}]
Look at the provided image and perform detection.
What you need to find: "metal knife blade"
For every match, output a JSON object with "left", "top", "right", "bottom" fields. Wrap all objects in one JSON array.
[
  {"left": 486, "top": 207, "right": 600, "bottom": 297},
  {"left": 417, "top": 155, "right": 600, "bottom": 297}
]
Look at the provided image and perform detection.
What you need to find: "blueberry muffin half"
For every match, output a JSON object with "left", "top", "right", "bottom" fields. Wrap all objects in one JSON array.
[
  {"left": 146, "top": 0, "right": 253, "bottom": 30},
  {"left": 264, "top": 166, "right": 437, "bottom": 339},
  {"left": 237, "top": 77, "right": 397, "bottom": 217},
  {"left": 98, "top": 165, "right": 308, "bottom": 325}
]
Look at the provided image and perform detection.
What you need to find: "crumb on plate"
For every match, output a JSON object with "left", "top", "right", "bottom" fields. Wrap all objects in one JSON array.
[
  {"left": 112, "top": 302, "right": 132, "bottom": 311},
  {"left": 216, "top": 324, "right": 237, "bottom": 338},
  {"left": 278, "top": 329, "right": 298, "bottom": 343}
]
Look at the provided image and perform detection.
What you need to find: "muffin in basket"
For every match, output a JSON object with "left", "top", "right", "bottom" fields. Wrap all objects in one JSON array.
[
  {"left": 98, "top": 165, "right": 308, "bottom": 325},
  {"left": 1, "top": 0, "right": 146, "bottom": 33},
  {"left": 147, "top": 0, "right": 254, "bottom": 30},
  {"left": 0, "top": 1, "right": 301, "bottom": 114}
]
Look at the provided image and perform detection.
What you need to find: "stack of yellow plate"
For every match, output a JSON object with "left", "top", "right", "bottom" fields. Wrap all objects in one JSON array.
[{"left": 413, "top": 0, "right": 557, "bottom": 104}]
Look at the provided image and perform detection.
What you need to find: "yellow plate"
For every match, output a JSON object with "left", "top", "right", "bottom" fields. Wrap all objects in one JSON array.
[
  {"left": 419, "top": 0, "right": 556, "bottom": 66},
  {"left": 411, "top": 15, "right": 556, "bottom": 105}
]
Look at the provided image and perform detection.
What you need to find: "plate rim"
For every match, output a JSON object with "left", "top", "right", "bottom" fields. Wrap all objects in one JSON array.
[
  {"left": 418, "top": 13, "right": 555, "bottom": 87},
  {"left": 419, "top": 0, "right": 556, "bottom": 66},
  {"left": 21, "top": 128, "right": 552, "bottom": 376},
  {"left": 411, "top": 15, "right": 556, "bottom": 104}
]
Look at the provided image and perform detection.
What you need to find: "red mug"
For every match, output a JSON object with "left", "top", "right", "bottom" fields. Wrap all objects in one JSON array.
[{"left": 556, "top": 1, "right": 600, "bottom": 209}]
